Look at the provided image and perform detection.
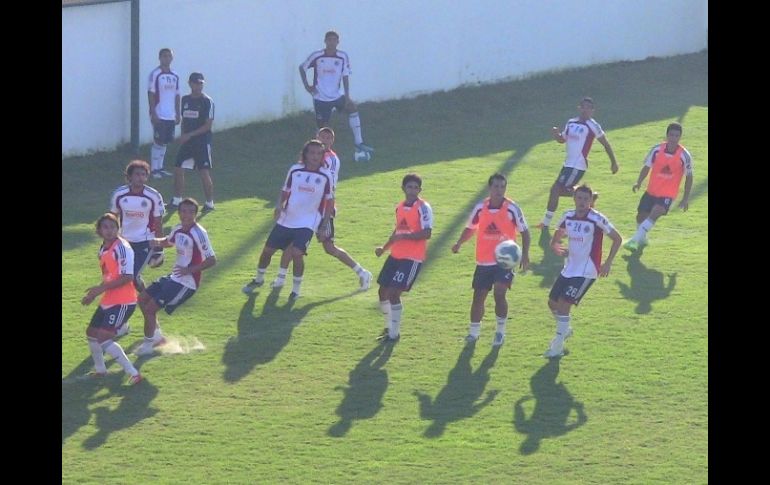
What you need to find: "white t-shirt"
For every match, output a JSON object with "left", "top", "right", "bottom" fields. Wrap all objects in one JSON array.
[
  {"left": 110, "top": 185, "right": 165, "bottom": 242},
  {"left": 167, "top": 223, "right": 215, "bottom": 290},
  {"left": 147, "top": 67, "right": 181, "bottom": 120},
  {"left": 301, "top": 49, "right": 351, "bottom": 102},
  {"left": 277, "top": 163, "right": 334, "bottom": 230},
  {"left": 556, "top": 208, "right": 615, "bottom": 279},
  {"left": 560, "top": 117, "right": 605, "bottom": 170}
]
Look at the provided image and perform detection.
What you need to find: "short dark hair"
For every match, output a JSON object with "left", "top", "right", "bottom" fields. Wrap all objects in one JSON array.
[
  {"left": 95, "top": 212, "right": 120, "bottom": 234},
  {"left": 325, "top": 31, "right": 339, "bottom": 40},
  {"left": 488, "top": 173, "right": 507, "bottom": 187},
  {"left": 125, "top": 159, "right": 150, "bottom": 178},
  {"left": 574, "top": 184, "right": 593, "bottom": 197},
  {"left": 666, "top": 122, "right": 683, "bottom": 135},
  {"left": 317, "top": 127, "right": 335, "bottom": 136},
  {"left": 179, "top": 197, "right": 200, "bottom": 214},
  {"left": 159, "top": 48, "right": 173, "bottom": 57},
  {"left": 580, "top": 97, "right": 594, "bottom": 107},
  {"left": 402, "top": 173, "right": 422, "bottom": 188},
  {"left": 301, "top": 139, "right": 325, "bottom": 163}
]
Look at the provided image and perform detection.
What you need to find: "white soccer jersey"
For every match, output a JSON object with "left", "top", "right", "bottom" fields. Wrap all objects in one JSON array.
[
  {"left": 301, "top": 49, "right": 351, "bottom": 102},
  {"left": 277, "top": 163, "right": 334, "bottom": 230},
  {"left": 167, "top": 223, "right": 215, "bottom": 290},
  {"left": 147, "top": 67, "right": 181, "bottom": 120},
  {"left": 556, "top": 208, "right": 615, "bottom": 279},
  {"left": 644, "top": 144, "right": 694, "bottom": 175},
  {"left": 110, "top": 185, "right": 165, "bottom": 243},
  {"left": 560, "top": 117, "right": 605, "bottom": 170},
  {"left": 324, "top": 149, "right": 341, "bottom": 191}
]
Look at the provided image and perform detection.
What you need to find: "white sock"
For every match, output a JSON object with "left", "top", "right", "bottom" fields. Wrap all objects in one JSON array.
[
  {"left": 151, "top": 143, "right": 167, "bottom": 171},
  {"left": 292, "top": 276, "right": 303, "bottom": 295},
  {"left": 349, "top": 112, "right": 363, "bottom": 145},
  {"left": 254, "top": 268, "right": 267, "bottom": 282},
  {"left": 276, "top": 268, "right": 287, "bottom": 279},
  {"left": 632, "top": 218, "right": 655, "bottom": 243},
  {"left": 205, "top": 200, "right": 214, "bottom": 207},
  {"left": 352, "top": 263, "right": 365, "bottom": 276},
  {"left": 153, "top": 324, "right": 163, "bottom": 340},
  {"left": 542, "top": 211, "right": 555, "bottom": 226},
  {"left": 553, "top": 314, "right": 571, "bottom": 347},
  {"left": 88, "top": 338, "right": 107, "bottom": 373},
  {"left": 379, "top": 300, "right": 391, "bottom": 329},
  {"left": 496, "top": 315, "right": 507, "bottom": 335},
  {"left": 103, "top": 341, "right": 139, "bottom": 377},
  {"left": 390, "top": 303, "right": 402, "bottom": 338},
  {"left": 469, "top": 322, "right": 481, "bottom": 338}
]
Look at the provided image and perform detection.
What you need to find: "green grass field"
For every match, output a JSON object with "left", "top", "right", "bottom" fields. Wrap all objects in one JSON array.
[{"left": 63, "top": 51, "right": 707, "bottom": 484}]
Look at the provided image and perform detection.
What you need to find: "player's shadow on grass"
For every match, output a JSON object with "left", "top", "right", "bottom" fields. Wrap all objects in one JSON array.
[
  {"left": 62, "top": 353, "right": 159, "bottom": 449},
  {"left": 222, "top": 288, "right": 358, "bottom": 382},
  {"left": 414, "top": 344, "right": 500, "bottom": 438},
  {"left": 328, "top": 340, "right": 395, "bottom": 437},
  {"left": 616, "top": 249, "right": 677, "bottom": 314},
  {"left": 514, "top": 358, "right": 587, "bottom": 455},
  {"left": 528, "top": 227, "right": 564, "bottom": 289}
]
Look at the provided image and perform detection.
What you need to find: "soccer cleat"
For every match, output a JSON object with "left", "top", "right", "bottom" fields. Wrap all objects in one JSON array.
[
  {"left": 153, "top": 336, "right": 167, "bottom": 347},
  {"left": 377, "top": 333, "right": 400, "bottom": 343},
  {"left": 544, "top": 339, "right": 565, "bottom": 358},
  {"left": 623, "top": 239, "right": 639, "bottom": 251},
  {"left": 355, "top": 143, "right": 375, "bottom": 153},
  {"left": 135, "top": 343, "right": 155, "bottom": 356},
  {"left": 288, "top": 291, "right": 300, "bottom": 301},
  {"left": 86, "top": 371, "right": 107, "bottom": 378},
  {"left": 159, "top": 169, "right": 173, "bottom": 177},
  {"left": 271, "top": 277, "right": 285, "bottom": 289},
  {"left": 202, "top": 203, "right": 215, "bottom": 212},
  {"left": 464, "top": 334, "right": 479, "bottom": 344},
  {"left": 359, "top": 270, "right": 373, "bottom": 291},
  {"left": 167, "top": 201, "right": 179, "bottom": 210},
  {"left": 116, "top": 323, "right": 130, "bottom": 337},
  {"left": 492, "top": 332, "right": 505, "bottom": 347},
  {"left": 242, "top": 278, "right": 264, "bottom": 294},
  {"left": 151, "top": 170, "right": 163, "bottom": 179},
  {"left": 127, "top": 374, "right": 143, "bottom": 385}
]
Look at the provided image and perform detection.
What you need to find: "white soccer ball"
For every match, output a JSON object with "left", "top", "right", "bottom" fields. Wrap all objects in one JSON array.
[
  {"left": 494, "top": 239, "right": 521, "bottom": 270},
  {"left": 353, "top": 149, "right": 372, "bottom": 162}
]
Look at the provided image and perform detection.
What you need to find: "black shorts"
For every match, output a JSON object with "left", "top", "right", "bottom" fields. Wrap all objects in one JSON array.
[
  {"left": 555, "top": 167, "right": 586, "bottom": 188},
  {"left": 549, "top": 275, "right": 595, "bottom": 305},
  {"left": 89, "top": 304, "right": 136, "bottom": 331},
  {"left": 176, "top": 141, "right": 212, "bottom": 170},
  {"left": 314, "top": 96, "right": 347, "bottom": 123},
  {"left": 266, "top": 224, "right": 314, "bottom": 254},
  {"left": 472, "top": 264, "right": 514, "bottom": 291},
  {"left": 146, "top": 276, "right": 196, "bottom": 315},
  {"left": 129, "top": 240, "right": 152, "bottom": 281},
  {"left": 637, "top": 192, "right": 674, "bottom": 214},
  {"left": 153, "top": 119, "right": 176, "bottom": 145},
  {"left": 377, "top": 255, "right": 422, "bottom": 291}
]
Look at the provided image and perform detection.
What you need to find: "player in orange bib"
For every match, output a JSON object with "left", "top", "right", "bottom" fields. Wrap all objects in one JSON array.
[
  {"left": 80, "top": 213, "right": 143, "bottom": 385},
  {"left": 452, "top": 173, "right": 531, "bottom": 347},
  {"left": 374, "top": 173, "right": 434, "bottom": 342},
  {"left": 624, "top": 122, "right": 693, "bottom": 251}
]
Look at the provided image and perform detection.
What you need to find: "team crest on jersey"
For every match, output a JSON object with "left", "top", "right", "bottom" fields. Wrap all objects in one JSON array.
[
  {"left": 334, "top": 60, "right": 340, "bottom": 66},
  {"left": 397, "top": 218, "right": 410, "bottom": 231},
  {"left": 661, "top": 165, "right": 673, "bottom": 174},
  {"left": 583, "top": 225, "right": 590, "bottom": 233},
  {"left": 315, "top": 177, "right": 322, "bottom": 184},
  {"left": 183, "top": 238, "right": 191, "bottom": 247},
  {"left": 484, "top": 222, "right": 501, "bottom": 235},
  {"left": 141, "top": 200, "right": 148, "bottom": 208},
  {"left": 305, "top": 175, "right": 311, "bottom": 183}
]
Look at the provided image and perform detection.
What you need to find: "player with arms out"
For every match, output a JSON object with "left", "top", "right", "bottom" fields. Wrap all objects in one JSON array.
[
  {"left": 451, "top": 173, "right": 531, "bottom": 347},
  {"left": 544, "top": 184, "right": 622, "bottom": 358}
]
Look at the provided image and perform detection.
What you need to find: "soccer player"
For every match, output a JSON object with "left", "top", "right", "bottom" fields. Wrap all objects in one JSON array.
[
  {"left": 451, "top": 173, "right": 531, "bottom": 347},
  {"left": 537, "top": 97, "right": 619, "bottom": 229},
  {"left": 374, "top": 173, "right": 434, "bottom": 342},
  {"left": 544, "top": 184, "right": 623, "bottom": 358},
  {"left": 147, "top": 47, "right": 181, "bottom": 179},
  {"left": 624, "top": 122, "right": 693, "bottom": 251},
  {"left": 136, "top": 198, "right": 217, "bottom": 356},
  {"left": 169, "top": 72, "right": 216, "bottom": 212},
  {"left": 272, "top": 127, "right": 372, "bottom": 290},
  {"left": 81, "top": 213, "right": 142, "bottom": 385},
  {"left": 299, "top": 30, "right": 374, "bottom": 156},
  {"left": 242, "top": 139, "right": 334, "bottom": 299},
  {"left": 109, "top": 159, "right": 166, "bottom": 296}
]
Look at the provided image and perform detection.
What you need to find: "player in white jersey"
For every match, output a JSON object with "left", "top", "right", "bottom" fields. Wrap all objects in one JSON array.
[
  {"left": 136, "top": 198, "right": 217, "bottom": 356},
  {"left": 537, "top": 97, "right": 619, "bottom": 228},
  {"left": 299, "top": 31, "right": 374, "bottom": 157},
  {"left": 543, "top": 185, "right": 622, "bottom": 358},
  {"left": 147, "top": 48, "right": 181, "bottom": 178},
  {"left": 109, "top": 160, "right": 166, "bottom": 293},
  {"left": 242, "top": 139, "right": 334, "bottom": 299},
  {"left": 272, "top": 128, "right": 372, "bottom": 290}
]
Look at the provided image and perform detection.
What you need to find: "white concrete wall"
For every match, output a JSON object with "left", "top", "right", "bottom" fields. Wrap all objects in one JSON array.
[
  {"left": 62, "top": 1, "right": 131, "bottom": 155},
  {"left": 62, "top": 0, "right": 708, "bottom": 157}
]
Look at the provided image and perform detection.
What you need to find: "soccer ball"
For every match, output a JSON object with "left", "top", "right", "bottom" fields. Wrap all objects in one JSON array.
[
  {"left": 494, "top": 239, "right": 521, "bottom": 270},
  {"left": 353, "top": 149, "right": 372, "bottom": 162},
  {"left": 147, "top": 251, "right": 165, "bottom": 268}
]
